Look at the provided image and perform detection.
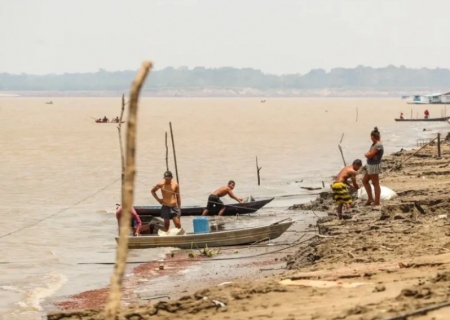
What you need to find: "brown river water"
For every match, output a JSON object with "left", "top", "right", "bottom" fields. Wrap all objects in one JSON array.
[{"left": 0, "top": 97, "right": 448, "bottom": 319}]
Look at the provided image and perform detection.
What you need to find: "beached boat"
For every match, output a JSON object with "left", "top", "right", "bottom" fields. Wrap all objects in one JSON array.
[
  {"left": 134, "top": 197, "right": 274, "bottom": 217},
  {"left": 116, "top": 219, "right": 294, "bottom": 249},
  {"left": 395, "top": 117, "right": 450, "bottom": 122}
]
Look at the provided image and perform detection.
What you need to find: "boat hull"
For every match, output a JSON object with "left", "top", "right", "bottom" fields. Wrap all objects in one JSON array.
[
  {"left": 115, "top": 220, "right": 294, "bottom": 249},
  {"left": 395, "top": 117, "right": 450, "bottom": 122},
  {"left": 134, "top": 197, "right": 274, "bottom": 217}
]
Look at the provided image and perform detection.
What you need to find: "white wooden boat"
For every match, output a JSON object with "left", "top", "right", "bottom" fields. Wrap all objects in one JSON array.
[{"left": 115, "top": 219, "right": 294, "bottom": 249}]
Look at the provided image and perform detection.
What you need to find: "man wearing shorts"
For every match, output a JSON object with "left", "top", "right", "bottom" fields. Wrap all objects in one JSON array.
[
  {"left": 202, "top": 180, "right": 243, "bottom": 216},
  {"left": 331, "top": 159, "right": 362, "bottom": 219},
  {"left": 151, "top": 171, "right": 182, "bottom": 232}
]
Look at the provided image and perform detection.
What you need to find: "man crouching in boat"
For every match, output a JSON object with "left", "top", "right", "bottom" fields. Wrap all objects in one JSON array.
[
  {"left": 116, "top": 205, "right": 142, "bottom": 236},
  {"left": 151, "top": 171, "right": 182, "bottom": 232},
  {"left": 202, "top": 180, "right": 243, "bottom": 216},
  {"left": 331, "top": 159, "right": 362, "bottom": 219}
]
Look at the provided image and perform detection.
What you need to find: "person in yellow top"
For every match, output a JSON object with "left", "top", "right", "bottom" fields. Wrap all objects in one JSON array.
[
  {"left": 331, "top": 159, "right": 362, "bottom": 219},
  {"left": 151, "top": 171, "right": 182, "bottom": 232}
]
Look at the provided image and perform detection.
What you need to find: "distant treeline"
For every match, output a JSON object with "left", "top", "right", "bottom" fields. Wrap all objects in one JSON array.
[{"left": 2, "top": 65, "right": 450, "bottom": 91}]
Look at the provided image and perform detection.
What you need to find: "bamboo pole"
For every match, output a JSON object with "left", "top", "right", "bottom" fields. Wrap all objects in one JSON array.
[
  {"left": 169, "top": 122, "right": 179, "bottom": 183},
  {"left": 117, "top": 94, "right": 126, "bottom": 186},
  {"left": 165, "top": 132, "right": 169, "bottom": 171},
  {"left": 256, "top": 156, "right": 262, "bottom": 186},
  {"left": 104, "top": 61, "right": 152, "bottom": 320}
]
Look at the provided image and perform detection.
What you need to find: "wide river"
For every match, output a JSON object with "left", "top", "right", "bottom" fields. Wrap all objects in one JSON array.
[{"left": 0, "top": 97, "right": 448, "bottom": 319}]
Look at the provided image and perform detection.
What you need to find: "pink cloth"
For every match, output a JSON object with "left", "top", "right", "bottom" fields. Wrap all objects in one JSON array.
[{"left": 116, "top": 205, "right": 142, "bottom": 234}]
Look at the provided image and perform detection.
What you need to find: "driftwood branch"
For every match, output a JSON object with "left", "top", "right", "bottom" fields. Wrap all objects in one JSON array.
[
  {"left": 117, "top": 93, "right": 126, "bottom": 186},
  {"left": 165, "top": 131, "right": 169, "bottom": 171},
  {"left": 104, "top": 61, "right": 152, "bottom": 320},
  {"left": 256, "top": 156, "right": 262, "bottom": 186},
  {"left": 169, "top": 122, "right": 180, "bottom": 183}
]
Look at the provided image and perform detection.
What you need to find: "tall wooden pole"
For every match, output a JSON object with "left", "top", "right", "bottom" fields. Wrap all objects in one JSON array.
[
  {"left": 169, "top": 122, "right": 179, "bottom": 183},
  {"left": 104, "top": 61, "right": 152, "bottom": 320},
  {"left": 165, "top": 132, "right": 169, "bottom": 171}
]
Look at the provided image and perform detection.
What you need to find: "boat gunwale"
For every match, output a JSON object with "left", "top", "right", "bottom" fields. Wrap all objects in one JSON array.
[{"left": 115, "top": 220, "right": 294, "bottom": 244}]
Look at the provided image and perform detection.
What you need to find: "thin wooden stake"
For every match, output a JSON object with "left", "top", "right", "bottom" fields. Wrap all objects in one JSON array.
[
  {"left": 165, "top": 132, "right": 169, "bottom": 171},
  {"left": 104, "top": 61, "right": 152, "bottom": 320},
  {"left": 338, "top": 145, "right": 346, "bottom": 166},
  {"left": 117, "top": 93, "right": 126, "bottom": 186},
  {"left": 356, "top": 107, "right": 358, "bottom": 122},
  {"left": 437, "top": 133, "right": 441, "bottom": 157},
  {"left": 169, "top": 122, "right": 179, "bottom": 183},
  {"left": 256, "top": 156, "right": 262, "bottom": 186},
  {"left": 339, "top": 133, "right": 345, "bottom": 144}
]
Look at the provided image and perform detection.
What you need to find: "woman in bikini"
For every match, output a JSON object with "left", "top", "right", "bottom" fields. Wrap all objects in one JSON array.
[{"left": 362, "top": 127, "right": 384, "bottom": 208}]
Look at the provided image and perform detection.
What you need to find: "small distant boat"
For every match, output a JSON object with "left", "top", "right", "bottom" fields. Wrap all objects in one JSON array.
[
  {"left": 395, "top": 117, "right": 450, "bottom": 122},
  {"left": 117, "top": 219, "right": 294, "bottom": 249},
  {"left": 134, "top": 197, "right": 274, "bottom": 217},
  {"left": 45, "top": 101, "right": 53, "bottom": 104},
  {"left": 94, "top": 119, "right": 125, "bottom": 124}
]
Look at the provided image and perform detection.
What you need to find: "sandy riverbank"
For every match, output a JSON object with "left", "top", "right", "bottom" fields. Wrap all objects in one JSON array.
[{"left": 48, "top": 138, "right": 450, "bottom": 320}]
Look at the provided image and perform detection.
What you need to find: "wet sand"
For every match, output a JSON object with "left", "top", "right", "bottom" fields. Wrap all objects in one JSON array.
[{"left": 47, "top": 135, "right": 450, "bottom": 319}]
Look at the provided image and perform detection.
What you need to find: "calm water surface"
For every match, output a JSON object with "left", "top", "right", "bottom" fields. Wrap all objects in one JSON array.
[{"left": 0, "top": 97, "right": 447, "bottom": 319}]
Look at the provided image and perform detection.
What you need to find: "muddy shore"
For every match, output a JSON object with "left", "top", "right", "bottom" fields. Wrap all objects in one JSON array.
[{"left": 48, "top": 139, "right": 450, "bottom": 320}]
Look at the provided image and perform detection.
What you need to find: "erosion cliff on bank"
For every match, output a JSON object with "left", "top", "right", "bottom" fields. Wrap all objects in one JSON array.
[{"left": 48, "top": 139, "right": 450, "bottom": 320}]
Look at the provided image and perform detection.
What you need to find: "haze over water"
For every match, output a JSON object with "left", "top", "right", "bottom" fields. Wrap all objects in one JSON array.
[{"left": 0, "top": 97, "right": 447, "bottom": 319}]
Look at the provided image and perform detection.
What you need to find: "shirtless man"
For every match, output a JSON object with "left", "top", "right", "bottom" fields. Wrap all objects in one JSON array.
[
  {"left": 151, "top": 171, "right": 182, "bottom": 232},
  {"left": 331, "top": 159, "right": 362, "bottom": 219},
  {"left": 202, "top": 180, "right": 243, "bottom": 216}
]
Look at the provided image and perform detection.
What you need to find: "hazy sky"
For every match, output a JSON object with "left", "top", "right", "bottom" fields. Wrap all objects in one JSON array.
[{"left": 1, "top": 0, "right": 449, "bottom": 75}]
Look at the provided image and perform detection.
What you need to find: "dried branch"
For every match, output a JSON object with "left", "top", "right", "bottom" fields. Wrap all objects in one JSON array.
[{"left": 104, "top": 61, "right": 153, "bottom": 320}]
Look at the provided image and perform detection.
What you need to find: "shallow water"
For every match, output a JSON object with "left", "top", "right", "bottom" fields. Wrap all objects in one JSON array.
[{"left": 0, "top": 97, "right": 448, "bottom": 319}]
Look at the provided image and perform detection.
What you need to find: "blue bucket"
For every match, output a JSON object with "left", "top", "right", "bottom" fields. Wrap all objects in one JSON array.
[{"left": 193, "top": 217, "right": 210, "bottom": 234}]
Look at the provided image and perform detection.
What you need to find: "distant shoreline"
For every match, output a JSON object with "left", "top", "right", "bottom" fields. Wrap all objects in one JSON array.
[{"left": 0, "top": 89, "right": 418, "bottom": 98}]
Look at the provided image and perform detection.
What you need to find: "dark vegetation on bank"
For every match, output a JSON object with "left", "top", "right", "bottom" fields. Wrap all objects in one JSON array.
[{"left": 3, "top": 65, "right": 450, "bottom": 92}]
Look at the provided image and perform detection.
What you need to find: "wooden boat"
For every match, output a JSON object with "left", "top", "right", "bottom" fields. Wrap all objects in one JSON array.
[
  {"left": 116, "top": 219, "right": 294, "bottom": 249},
  {"left": 134, "top": 197, "right": 274, "bottom": 217},
  {"left": 395, "top": 117, "right": 450, "bottom": 122}
]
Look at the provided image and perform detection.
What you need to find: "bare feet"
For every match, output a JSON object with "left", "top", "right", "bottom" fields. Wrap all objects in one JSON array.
[{"left": 364, "top": 201, "right": 374, "bottom": 206}]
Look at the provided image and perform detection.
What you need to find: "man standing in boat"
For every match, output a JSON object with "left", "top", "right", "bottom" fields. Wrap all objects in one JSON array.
[
  {"left": 151, "top": 171, "right": 182, "bottom": 232},
  {"left": 202, "top": 180, "right": 244, "bottom": 216}
]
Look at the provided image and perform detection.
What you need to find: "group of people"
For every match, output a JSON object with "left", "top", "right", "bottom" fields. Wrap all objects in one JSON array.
[
  {"left": 399, "top": 109, "right": 429, "bottom": 120},
  {"left": 116, "top": 171, "right": 244, "bottom": 236},
  {"left": 331, "top": 127, "right": 384, "bottom": 219},
  {"left": 96, "top": 116, "right": 120, "bottom": 123}
]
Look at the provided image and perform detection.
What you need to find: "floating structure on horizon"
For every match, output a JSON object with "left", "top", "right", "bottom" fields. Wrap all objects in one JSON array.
[{"left": 407, "top": 92, "right": 450, "bottom": 104}]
